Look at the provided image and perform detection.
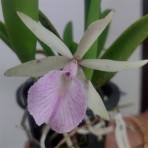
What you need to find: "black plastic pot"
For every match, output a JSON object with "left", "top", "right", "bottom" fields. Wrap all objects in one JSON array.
[
  {"left": 101, "top": 81, "right": 120, "bottom": 111},
  {"left": 16, "top": 79, "right": 120, "bottom": 148}
]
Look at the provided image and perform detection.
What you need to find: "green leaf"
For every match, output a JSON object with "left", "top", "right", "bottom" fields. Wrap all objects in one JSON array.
[
  {"left": 38, "top": 40, "right": 54, "bottom": 56},
  {"left": 63, "top": 21, "right": 73, "bottom": 47},
  {"left": 69, "top": 41, "right": 78, "bottom": 54},
  {"left": 1, "top": 0, "right": 38, "bottom": 63},
  {"left": 0, "top": 21, "right": 12, "bottom": 49},
  {"left": 98, "top": 9, "right": 112, "bottom": 57},
  {"left": 84, "top": 0, "right": 91, "bottom": 30},
  {"left": 92, "top": 14, "right": 148, "bottom": 87},
  {"left": 85, "top": 0, "right": 101, "bottom": 27},
  {"left": 0, "top": 21, "right": 7, "bottom": 35},
  {"left": 83, "top": 0, "right": 101, "bottom": 80}
]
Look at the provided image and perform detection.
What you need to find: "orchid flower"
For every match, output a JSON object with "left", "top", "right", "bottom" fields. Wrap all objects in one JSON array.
[{"left": 5, "top": 12, "right": 148, "bottom": 133}]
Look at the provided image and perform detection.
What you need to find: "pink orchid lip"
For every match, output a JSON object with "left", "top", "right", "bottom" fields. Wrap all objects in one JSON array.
[{"left": 28, "top": 69, "right": 87, "bottom": 133}]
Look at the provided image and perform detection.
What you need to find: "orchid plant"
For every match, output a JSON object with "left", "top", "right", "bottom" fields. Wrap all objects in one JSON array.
[
  {"left": 4, "top": 11, "right": 148, "bottom": 133},
  {"left": 1, "top": 0, "right": 148, "bottom": 135}
]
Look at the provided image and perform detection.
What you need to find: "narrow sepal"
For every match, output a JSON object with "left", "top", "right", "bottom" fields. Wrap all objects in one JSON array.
[
  {"left": 74, "top": 11, "right": 113, "bottom": 60},
  {"left": 87, "top": 81, "right": 109, "bottom": 120},
  {"left": 80, "top": 59, "right": 148, "bottom": 72},
  {"left": 78, "top": 71, "right": 109, "bottom": 120},
  {"left": 5, "top": 56, "right": 69, "bottom": 77},
  {"left": 17, "top": 12, "right": 73, "bottom": 58}
]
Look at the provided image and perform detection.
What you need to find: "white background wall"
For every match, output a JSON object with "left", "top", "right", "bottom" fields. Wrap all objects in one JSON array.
[{"left": 0, "top": 0, "right": 142, "bottom": 147}]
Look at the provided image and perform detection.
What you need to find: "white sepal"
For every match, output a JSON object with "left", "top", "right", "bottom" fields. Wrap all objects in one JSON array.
[
  {"left": 80, "top": 59, "right": 148, "bottom": 72},
  {"left": 87, "top": 81, "right": 110, "bottom": 120},
  {"left": 5, "top": 56, "right": 69, "bottom": 77},
  {"left": 74, "top": 11, "right": 113, "bottom": 60},
  {"left": 17, "top": 12, "right": 73, "bottom": 58},
  {"left": 76, "top": 68, "right": 109, "bottom": 120},
  {"left": 76, "top": 67, "right": 87, "bottom": 84}
]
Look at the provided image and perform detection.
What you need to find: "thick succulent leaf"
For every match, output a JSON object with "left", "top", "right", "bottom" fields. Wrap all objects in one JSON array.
[
  {"left": 82, "top": 0, "right": 101, "bottom": 80},
  {"left": 17, "top": 12, "right": 73, "bottom": 59},
  {"left": 63, "top": 21, "right": 73, "bottom": 47},
  {"left": 0, "top": 21, "right": 12, "bottom": 49},
  {"left": 74, "top": 11, "right": 113, "bottom": 60},
  {"left": 5, "top": 56, "right": 70, "bottom": 77},
  {"left": 87, "top": 81, "right": 109, "bottom": 120},
  {"left": 92, "top": 14, "right": 148, "bottom": 87},
  {"left": 1, "top": 0, "right": 38, "bottom": 62},
  {"left": 80, "top": 59, "right": 148, "bottom": 72}
]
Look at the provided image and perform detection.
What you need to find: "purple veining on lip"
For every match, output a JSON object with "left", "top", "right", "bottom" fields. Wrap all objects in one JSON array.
[{"left": 27, "top": 62, "right": 87, "bottom": 133}]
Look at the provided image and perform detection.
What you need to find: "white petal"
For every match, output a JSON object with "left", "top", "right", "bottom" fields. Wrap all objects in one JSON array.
[
  {"left": 76, "top": 68, "right": 109, "bottom": 120},
  {"left": 77, "top": 67, "right": 87, "bottom": 84},
  {"left": 87, "top": 81, "right": 109, "bottom": 120},
  {"left": 17, "top": 12, "right": 73, "bottom": 58},
  {"left": 80, "top": 59, "right": 148, "bottom": 72},
  {"left": 74, "top": 11, "right": 113, "bottom": 60},
  {"left": 5, "top": 56, "right": 69, "bottom": 77}
]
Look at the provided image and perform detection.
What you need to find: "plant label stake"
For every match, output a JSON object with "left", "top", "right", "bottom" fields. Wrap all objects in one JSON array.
[{"left": 115, "top": 113, "right": 131, "bottom": 148}]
